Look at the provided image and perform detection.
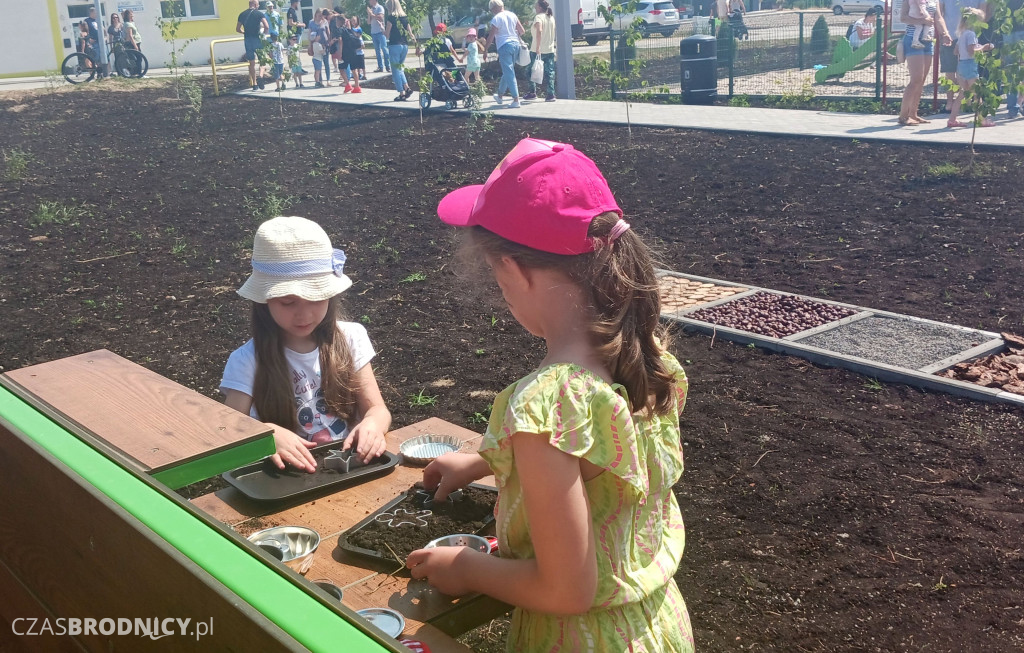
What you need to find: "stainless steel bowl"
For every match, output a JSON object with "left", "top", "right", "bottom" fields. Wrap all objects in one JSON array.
[
  {"left": 313, "top": 580, "right": 344, "bottom": 601},
  {"left": 423, "top": 534, "right": 490, "bottom": 553},
  {"left": 248, "top": 526, "right": 321, "bottom": 575},
  {"left": 399, "top": 434, "right": 463, "bottom": 466}
]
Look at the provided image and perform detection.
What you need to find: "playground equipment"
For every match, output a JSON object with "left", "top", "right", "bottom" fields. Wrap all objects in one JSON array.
[{"left": 813, "top": 32, "right": 893, "bottom": 83}]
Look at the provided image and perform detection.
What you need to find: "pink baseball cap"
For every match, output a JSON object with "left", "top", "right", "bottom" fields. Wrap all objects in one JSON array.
[{"left": 437, "top": 138, "right": 623, "bottom": 255}]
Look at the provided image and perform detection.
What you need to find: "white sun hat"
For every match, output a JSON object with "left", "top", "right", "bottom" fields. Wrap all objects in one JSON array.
[{"left": 238, "top": 216, "right": 353, "bottom": 303}]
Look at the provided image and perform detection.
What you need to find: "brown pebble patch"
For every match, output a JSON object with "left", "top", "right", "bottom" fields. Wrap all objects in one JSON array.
[{"left": 658, "top": 275, "right": 746, "bottom": 314}]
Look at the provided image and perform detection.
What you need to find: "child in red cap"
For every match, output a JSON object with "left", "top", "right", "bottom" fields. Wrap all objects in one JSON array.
[
  {"left": 407, "top": 139, "right": 694, "bottom": 652},
  {"left": 426, "top": 22, "right": 464, "bottom": 67}
]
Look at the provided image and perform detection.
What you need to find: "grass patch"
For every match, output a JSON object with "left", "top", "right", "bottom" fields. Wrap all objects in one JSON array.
[
  {"left": 244, "top": 184, "right": 294, "bottom": 222},
  {"left": 31, "top": 200, "right": 91, "bottom": 227},
  {"left": 926, "top": 162, "right": 960, "bottom": 178},
  {"left": 408, "top": 389, "right": 438, "bottom": 407},
  {"left": 3, "top": 148, "right": 31, "bottom": 181}
]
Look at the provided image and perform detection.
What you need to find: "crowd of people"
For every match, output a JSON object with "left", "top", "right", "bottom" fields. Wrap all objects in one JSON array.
[
  {"left": 236, "top": 0, "right": 558, "bottom": 104},
  {"left": 74, "top": 5, "right": 143, "bottom": 71},
  {"left": 886, "top": 0, "right": 1024, "bottom": 126}
]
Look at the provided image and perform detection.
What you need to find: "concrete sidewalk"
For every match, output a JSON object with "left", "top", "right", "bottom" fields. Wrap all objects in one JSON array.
[
  {"left": 240, "top": 83, "right": 1024, "bottom": 148},
  {"left": 7, "top": 62, "right": 1023, "bottom": 148}
]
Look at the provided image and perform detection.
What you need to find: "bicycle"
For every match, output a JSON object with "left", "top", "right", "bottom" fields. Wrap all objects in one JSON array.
[{"left": 61, "top": 41, "right": 149, "bottom": 84}]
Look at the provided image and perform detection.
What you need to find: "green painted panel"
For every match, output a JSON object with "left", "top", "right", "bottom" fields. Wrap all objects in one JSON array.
[
  {"left": 152, "top": 435, "right": 276, "bottom": 489},
  {"left": 0, "top": 385, "right": 400, "bottom": 652}
]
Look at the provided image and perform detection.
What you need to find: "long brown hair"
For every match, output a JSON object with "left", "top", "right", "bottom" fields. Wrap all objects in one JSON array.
[
  {"left": 250, "top": 296, "right": 358, "bottom": 430},
  {"left": 466, "top": 213, "right": 675, "bottom": 416}
]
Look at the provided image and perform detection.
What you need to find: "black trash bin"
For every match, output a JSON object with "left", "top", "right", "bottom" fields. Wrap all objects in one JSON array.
[{"left": 680, "top": 34, "right": 717, "bottom": 105}]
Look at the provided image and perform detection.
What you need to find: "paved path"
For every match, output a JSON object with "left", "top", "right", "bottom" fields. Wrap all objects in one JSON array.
[
  {"left": 6, "top": 58, "right": 1023, "bottom": 148},
  {"left": 240, "top": 82, "right": 1024, "bottom": 149}
]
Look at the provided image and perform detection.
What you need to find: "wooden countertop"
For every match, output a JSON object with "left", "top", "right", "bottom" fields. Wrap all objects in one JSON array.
[{"left": 192, "top": 417, "right": 506, "bottom": 652}]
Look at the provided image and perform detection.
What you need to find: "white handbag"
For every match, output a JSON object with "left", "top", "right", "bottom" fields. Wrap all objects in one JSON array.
[
  {"left": 530, "top": 56, "right": 544, "bottom": 83},
  {"left": 517, "top": 41, "right": 531, "bottom": 66}
]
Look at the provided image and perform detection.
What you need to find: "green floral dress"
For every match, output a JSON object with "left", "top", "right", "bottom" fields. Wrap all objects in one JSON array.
[{"left": 478, "top": 353, "right": 694, "bottom": 652}]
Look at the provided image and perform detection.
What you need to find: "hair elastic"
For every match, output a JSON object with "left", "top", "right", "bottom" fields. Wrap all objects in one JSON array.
[{"left": 607, "top": 219, "right": 631, "bottom": 242}]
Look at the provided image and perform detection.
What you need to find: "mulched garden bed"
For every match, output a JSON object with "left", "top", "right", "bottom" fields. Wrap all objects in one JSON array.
[{"left": 1, "top": 79, "right": 1023, "bottom": 652}]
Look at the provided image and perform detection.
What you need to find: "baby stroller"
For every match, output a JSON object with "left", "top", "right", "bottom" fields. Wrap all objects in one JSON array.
[
  {"left": 418, "top": 61, "right": 474, "bottom": 110},
  {"left": 727, "top": 10, "right": 749, "bottom": 40}
]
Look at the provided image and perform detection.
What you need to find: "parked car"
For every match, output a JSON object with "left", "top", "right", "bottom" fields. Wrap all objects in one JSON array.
[
  {"left": 831, "top": 0, "right": 885, "bottom": 15},
  {"left": 446, "top": 15, "right": 485, "bottom": 48},
  {"left": 674, "top": 2, "right": 695, "bottom": 18},
  {"left": 613, "top": 1, "right": 681, "bottom": 36}
]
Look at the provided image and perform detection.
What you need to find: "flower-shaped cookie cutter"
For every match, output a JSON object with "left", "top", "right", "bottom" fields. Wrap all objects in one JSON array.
[{"left": 374, "top": 508, "right": 433, "bottom": 528}]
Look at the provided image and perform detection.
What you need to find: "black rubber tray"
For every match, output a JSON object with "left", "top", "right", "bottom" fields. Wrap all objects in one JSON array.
[
  {"left": 221, "top": 443, "right": 399, "bottom": 502},
  {"left": 337, "top": 483, "right": 497, "bottom": 564}
]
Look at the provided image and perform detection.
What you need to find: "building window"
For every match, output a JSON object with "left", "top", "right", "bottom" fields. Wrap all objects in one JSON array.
[
  {"left": 300, "top": 0, "right": 315, "bottom": 25},
  {"left": 68, "top": 3, "right": 107, "bottom": 20},
  {"left": 160, "top": 0, "right": 217, "bottom": 19}
]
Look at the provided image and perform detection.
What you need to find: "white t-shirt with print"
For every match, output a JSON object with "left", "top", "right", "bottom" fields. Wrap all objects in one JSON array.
[{"left": 220, "top": 321, "right": 375, "bottom": 444}]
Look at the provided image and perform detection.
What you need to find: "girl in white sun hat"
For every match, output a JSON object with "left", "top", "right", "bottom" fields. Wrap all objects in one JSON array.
[{"left": 220, "top": 216, "right": 392, "bottom": 472}]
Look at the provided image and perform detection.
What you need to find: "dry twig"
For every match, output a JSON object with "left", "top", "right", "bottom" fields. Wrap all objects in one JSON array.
[
  {"left": 75, "top": 251, "right": 136, "bottom": 263},
  {"left": 752, "top": 450, "right": 779, "bottom": 468}
]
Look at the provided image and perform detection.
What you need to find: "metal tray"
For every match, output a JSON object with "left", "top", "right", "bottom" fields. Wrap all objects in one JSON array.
[
  {"left": 337, "top": 483, "right": 497, "bottom": 564},
  {"left": 221, "top": 443, "right": 399, "bottom": 502}
]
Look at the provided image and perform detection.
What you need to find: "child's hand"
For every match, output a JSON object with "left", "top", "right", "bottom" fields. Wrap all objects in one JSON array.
[
  {"left": 422, "top": 452, "right": 487, "bottom": 501},
  {"left": 406, "top": 546, "right": 478, "bottom": 596},
  {"left": 343, "top": 422, "right": 387, "bottom": 463},
  {"left": 268, "top": 424, "right": 318, "bottom": 472},
  {"left": 924, "top": 16, "right": 933, "bottom": 23}
]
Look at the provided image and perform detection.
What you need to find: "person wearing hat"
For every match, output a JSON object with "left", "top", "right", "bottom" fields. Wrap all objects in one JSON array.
[
  {"left": 464, "top": 27, "right": 484, "bottom": 84},
  {"left": 425, "top": 23, "right": 464, "bottom": 68},
  {"left": 265, "top": 1, "right": 283, "bottom": 38},
  {"left": 221, "top": 217, "right": 391, "bottom": 472},
  {"left": 406, "top": 139, "right": 694, "bottom": 652}
]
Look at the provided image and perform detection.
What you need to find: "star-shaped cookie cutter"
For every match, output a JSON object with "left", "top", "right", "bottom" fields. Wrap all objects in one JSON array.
[
  {"left": 323, "top": 449, "right": 360, "bottom": 473},
  {"left": 413, "top": 488, "right": 464, "bottom": 509},
  {"left": 374, "top": 508, "right": 433, "bottom": 528}
]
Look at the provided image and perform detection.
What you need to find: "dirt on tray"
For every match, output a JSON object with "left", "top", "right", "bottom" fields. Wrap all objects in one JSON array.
[
  {"left": 2, "top": 80, "right": 1024, "bottom": 652},
  {"left": 344, "top": 484, "right": 497, "bottom": 561}
]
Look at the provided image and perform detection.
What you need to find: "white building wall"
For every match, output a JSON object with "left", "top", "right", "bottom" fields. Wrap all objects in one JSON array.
[
  {"left": 127, "top": 3, "right": 247, "bottom": 69},
  {"left": 0, "top": 0, "right": 249, "bottom": 76},
  {"left": 2, "top": 0, "right": 59, "bottom": 74}
]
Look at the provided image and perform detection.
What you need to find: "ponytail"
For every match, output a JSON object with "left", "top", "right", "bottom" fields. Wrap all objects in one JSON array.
[
  {"left": 537, "top": 0, "right": 553, "bottom": 16},
  {"left": 464, "top": 213, "right": 675, "bottom": 416},
  {"left": 579, "top": 213, "right": 674, "bottom": 415}
]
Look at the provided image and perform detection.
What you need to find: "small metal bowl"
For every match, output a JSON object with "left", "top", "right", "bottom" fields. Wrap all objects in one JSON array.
[
  {"left": 423, "top": 534, "right": 490, "bottom": 553},
  {"left": 399, "top": 434, "right": 463, "bottom": 466},
  {"left": 313, "top": 580, "right": 344, "bottom": 601},
  {"left": 248, "top": 526, "right": 321, "bottom": 576}
]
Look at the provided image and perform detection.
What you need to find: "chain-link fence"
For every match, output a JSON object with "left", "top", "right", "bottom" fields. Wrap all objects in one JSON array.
[{"left": 605, "top": 10, "right": 944, "bottom": 102}]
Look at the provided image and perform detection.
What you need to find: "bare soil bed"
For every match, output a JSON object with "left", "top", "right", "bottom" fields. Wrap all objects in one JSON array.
[{"left": 1, "top": 80, "right": 1023, "bottom": 652}]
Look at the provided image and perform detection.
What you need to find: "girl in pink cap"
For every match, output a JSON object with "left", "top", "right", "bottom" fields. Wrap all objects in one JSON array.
[
  {"left": 220, "top": 216, "right": 391, "bottom": 472},
  {"left": 407, "top": 139, "right": 694, "bottom": 652}
]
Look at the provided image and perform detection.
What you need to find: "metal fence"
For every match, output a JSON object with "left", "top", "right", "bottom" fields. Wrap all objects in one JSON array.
[{"left": 606, "top": 10, "right": 941, "bottom": 102}]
